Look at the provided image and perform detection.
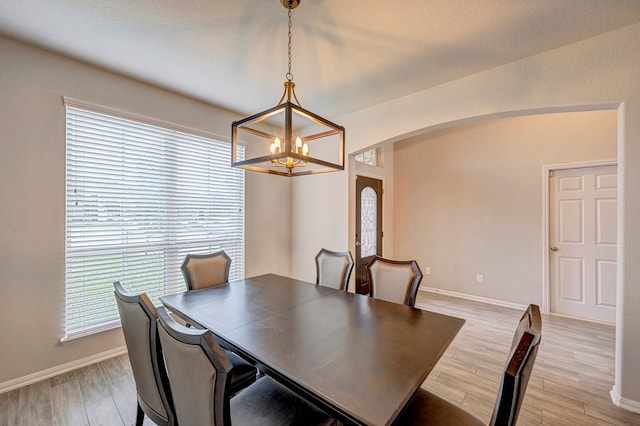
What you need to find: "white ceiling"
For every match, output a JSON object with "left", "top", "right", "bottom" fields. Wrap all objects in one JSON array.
[{"left": 2, "top": 0, "right": 640, "bottom": 119}]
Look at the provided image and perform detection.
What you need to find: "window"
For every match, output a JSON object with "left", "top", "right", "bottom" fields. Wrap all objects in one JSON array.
[
  {"left": 64, "top": 98, "right": 244, "bottom": 340},
  {"left": 360, "top": 187, "right": 378, "bottom": 258},
  {"left": 355, "top": 148, "right": 379, "bottom": 166}
]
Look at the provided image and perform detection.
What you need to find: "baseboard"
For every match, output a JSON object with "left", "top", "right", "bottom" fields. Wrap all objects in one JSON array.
[
  {"left": 0, "top": 345, "right": 127, "bottom": 394},
  {"left": 549, "top": 311, "right": 615, "bottom": 326},
  {"left": 420, "top": 286, "right": 528, "bottom": 311},
  {"left": 611, "top": 385, "right": 640, "bottom": 414}
]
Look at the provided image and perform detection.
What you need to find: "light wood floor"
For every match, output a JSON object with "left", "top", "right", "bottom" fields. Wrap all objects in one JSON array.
[
  {"left": 1, "top": 292, "right": 640, "bottom": 425},
  {"left": 416, "top": 293, "right": 640, "bottom": 426}
]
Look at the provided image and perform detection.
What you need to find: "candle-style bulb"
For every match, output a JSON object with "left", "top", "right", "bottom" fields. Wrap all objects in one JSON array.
[{"left": 302, "top": 142, "right": 309, "bottom": 156}]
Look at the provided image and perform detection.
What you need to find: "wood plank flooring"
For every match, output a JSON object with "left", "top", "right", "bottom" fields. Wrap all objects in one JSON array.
[
  {"left": 0, "top": 354, "right": 154, "bottom": 426},
  {"left": 1, "top": 292, "right": 639, "bottom": 425},
  {"left": 416, "top": 293, "right": 640, "bottom": 425}
]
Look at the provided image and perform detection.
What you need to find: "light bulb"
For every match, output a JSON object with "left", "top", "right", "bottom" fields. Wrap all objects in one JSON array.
[{"left": 302, "top": 143, "right": 309, "bottom": 156}]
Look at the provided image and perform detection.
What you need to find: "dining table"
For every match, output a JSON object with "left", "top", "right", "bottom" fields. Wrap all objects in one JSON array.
[{"left": 160, "top": 273, "right": 465, "bottom": 425}]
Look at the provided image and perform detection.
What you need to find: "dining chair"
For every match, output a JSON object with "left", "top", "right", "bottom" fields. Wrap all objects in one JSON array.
[
  {"left": 180, "top": 250, "right": 258, "bottom": 396},
  {"left": 366, "top": 256, "right": 423, "bottom": 307},
  {"left": 156, "top": 306, "right": 336, "bottom": 426},
  {"left": 113, "top": 282, "right": 175, "bottom": 426},
  {"left": 181, "top": 250, "right": 232, "bottom": 290},
  {"left": 397, "top": 304, "right": 542, "bottom": 426},
  {"left": 315, "top": 248, "right": 354, "bottom": 291}
]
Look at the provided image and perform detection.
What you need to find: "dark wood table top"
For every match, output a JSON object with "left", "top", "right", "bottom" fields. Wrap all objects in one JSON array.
[{"left": 160, "top": 273, "right": 465, "bottom": 425}]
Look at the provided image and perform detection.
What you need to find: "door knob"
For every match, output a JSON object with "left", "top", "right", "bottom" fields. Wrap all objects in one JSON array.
[
  {"left": 550, "top": 246, "right": 559, "bottom": 251},
  {"left": 355, "top": 241, "right": 361, "bottom": 247}
]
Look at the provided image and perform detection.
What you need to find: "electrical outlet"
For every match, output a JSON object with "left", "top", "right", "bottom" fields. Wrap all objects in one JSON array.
[
  {"left": 424, "top": 267, "right": 431, "bottom": 276},
  {"left": 476, "top": 274, "right": 484, "bottom": 284}
]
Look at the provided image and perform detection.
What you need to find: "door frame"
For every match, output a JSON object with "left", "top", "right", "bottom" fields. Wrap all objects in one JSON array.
[
  {"left": 541, "top": 159, "right": 617, "bottom": 316},
  {"left": 348, "top": 155, "right": 387, "bottom": 292},
  {"left": 355, "top": 175, "right": 384, "bottom": 295}
]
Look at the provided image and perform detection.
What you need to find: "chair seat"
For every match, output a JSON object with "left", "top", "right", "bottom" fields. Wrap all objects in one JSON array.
[
  {"left": 226, "top": 350, "right": 258, "bottom": 395},
  {"left": 397, "top": 389, "right": 484, "bottom": 426},
  {"left": 230, "top": 376, "right": 335, "bottom": 426}
]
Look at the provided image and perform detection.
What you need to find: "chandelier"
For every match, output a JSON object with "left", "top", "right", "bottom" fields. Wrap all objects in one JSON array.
[{"left": 231, "top": 0, "right": 345, "bottom": 176}]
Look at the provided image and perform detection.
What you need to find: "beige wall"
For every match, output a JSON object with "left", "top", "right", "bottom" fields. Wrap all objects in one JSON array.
[
  {"left": 289, "top": 143, "right": 395, "bottom": 287},
  {"left": 244, "top": 146, "right": 292, "bottom": 278},
  {"left": 290, "top": 23, "right": 640, "bottom": 408},
  {"left": 0, "top": 36, "right": 290, "bottom": 386},
  {"left": 289, "top": 170, "right": 349, "bottom": 281},
  {"left": 393, "top": 110, "right": 617, "bottom": 305}
]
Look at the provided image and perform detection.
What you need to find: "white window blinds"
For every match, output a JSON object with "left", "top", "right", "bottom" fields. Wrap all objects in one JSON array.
[{"left": 64, "top": 99, "right": 244, "bottom": 340}]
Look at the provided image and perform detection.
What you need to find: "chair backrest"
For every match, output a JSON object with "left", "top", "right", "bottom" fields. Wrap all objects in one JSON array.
[
  {"left": 181, "top": 251, "right": 231, "bottom": 290},
  {"left": 113, "top": 282, "right": 174, "bottom": 425},
  {"left": 367, "top": 256, "right": 423, "bottom": 307},
  {"left": 156, "top": 306, "right": 233, "bottom": 426},
  {"left": 315, "top": 248, "right": 354, "bottom": 291},
  {"left": 490, "top": 304, "right": 542, "bottom": 426}
]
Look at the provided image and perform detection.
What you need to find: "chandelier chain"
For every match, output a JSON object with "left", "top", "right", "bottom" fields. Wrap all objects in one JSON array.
[{"left": 287, "top": 7, "right": 293, "bottom": 81}]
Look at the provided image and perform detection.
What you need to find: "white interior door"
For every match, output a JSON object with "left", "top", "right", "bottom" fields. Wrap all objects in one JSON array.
[{"left": 549, "top": 165, "right": 617, "bottom": 323}]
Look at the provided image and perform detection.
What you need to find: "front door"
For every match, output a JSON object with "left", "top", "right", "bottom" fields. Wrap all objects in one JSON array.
[
  {"left": 355, "top": 176, "right": 383, "bottom": 295},
  {"left": 549, "top": 165, "right": 617, "bottom": 323}
]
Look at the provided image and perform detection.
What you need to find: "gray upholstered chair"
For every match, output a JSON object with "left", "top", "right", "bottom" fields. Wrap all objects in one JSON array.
[
  {"left": 113, "top": 282, "right": 175, "bottom": 426},
  {"left": 397, "top": 304, "right": 542, "bottom": 426},
  {"left": 179, "top": 250, "right": 258, "bottom": 396},
  {"left": 156, "top": 306, "right": 335, "bottom": 426},
  {"left": 315, "top": 248, "right": 354, "bottom": 291},
  {"left": 181, "top": 250, "right": 232, "bottom": 291},
  {"left": 366, "top": 256, "right": 423, "bottom": 307}
]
